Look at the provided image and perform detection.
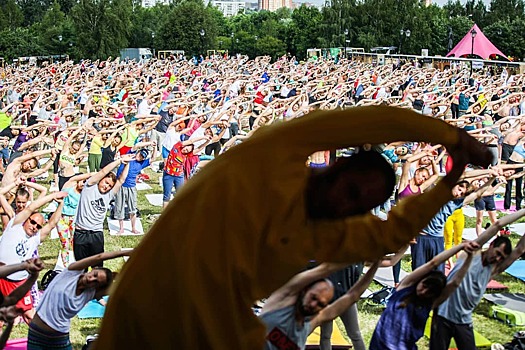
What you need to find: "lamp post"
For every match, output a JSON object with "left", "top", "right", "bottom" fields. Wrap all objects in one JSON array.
[
  {"left": 151, "top": 32, "right": 155, "bottom": 58},
  {"left": 58, "top": 35, "right": 62, "bottom": 55},
  {"left": 343, "top": 28, "right": 348, "bottom": 59},
  {"left": 254, "top": 35, "right": 258, "bottom": 58},
  {"left": 399, "top": 29, "right": 411, "bottom": 54},
  {"left": 230, "top": 32, "right": 234, "bottom": 56},
  {"left": 470, "top": 28, "right": 477, "bottom": 76},
  {"left": 200, "top": 29, "right": 205, "bottom": 58}
]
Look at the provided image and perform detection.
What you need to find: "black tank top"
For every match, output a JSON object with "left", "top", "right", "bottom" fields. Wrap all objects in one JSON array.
[{"left": 100, "top": 146, "right": 117, "bottom": 169}]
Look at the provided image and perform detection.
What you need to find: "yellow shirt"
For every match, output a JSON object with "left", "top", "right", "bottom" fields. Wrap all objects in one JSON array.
[
  {"left": 89, "top": 136, "right": 104, "bottom": 155},
  {"left": 95, "top": 106, "right": 459, "bottom": 349}
]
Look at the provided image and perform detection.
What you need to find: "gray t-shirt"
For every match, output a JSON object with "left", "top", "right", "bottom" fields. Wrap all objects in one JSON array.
[
  {"left": 75, "top": 182, "right": 115, "bottom": 231},
  {"left": 437, "top": 253, "right": 492, "bottom": 324},
  {"left": 36, "top": 269, "right": 96, "bottom": 333},
  {"left": 260, "top": 305, "right": 311, "bottom": 350}
]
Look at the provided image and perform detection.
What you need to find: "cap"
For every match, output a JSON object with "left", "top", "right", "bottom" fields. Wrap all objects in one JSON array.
[{"left": 139, "top": 149, "right": 149, "bottom": 158}]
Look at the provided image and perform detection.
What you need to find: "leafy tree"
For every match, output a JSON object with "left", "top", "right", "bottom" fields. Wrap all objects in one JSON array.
[
  {"left": 255, "top": 35, "right": 286, "bottom": 59},
  {"left": 159, "top": 0, "right": 218, "bottom": 57},
  {"left": 71, "top": 0, "right": 132, "bottom": 59},
  {"left": 0, "top": 0, "right": 24, "bottom": 30}
]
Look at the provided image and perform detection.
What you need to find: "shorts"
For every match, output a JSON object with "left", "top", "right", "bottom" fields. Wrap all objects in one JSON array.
[
  {"left": 0, "top": 147, "right": 9, "bottom": 160},
  {"left": 474, "top": 195, "right": 496, "bottom": 211},
  {"left": 0, "top": 278, "right": 32, "bottom": 311},
  {"left": 162, "top": 146, "right": 170, "bottom": 159},
  {"left": 309, "top": 162, "right": 327, "bottom": 168},
  {"left": 119, "top": 146, "right": 132, "bottom": 156},
  {"left": 73, "top": 229, "right": 104, "bottom": 266}
]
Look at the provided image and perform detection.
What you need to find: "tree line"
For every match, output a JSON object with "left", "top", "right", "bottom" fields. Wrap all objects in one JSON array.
[{"left": 0, "top": 0, "right": 524, "bottom": 62}]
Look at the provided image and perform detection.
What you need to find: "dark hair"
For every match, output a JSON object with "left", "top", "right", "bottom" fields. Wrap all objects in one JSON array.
[
  {"left": 307, "top": 151, "right": 395, "bottom": 219},
  {"left": 93, "top": 267, "right": 114, "bottom": 290},
  {"left": 104, "top": 172, "right": 117, "bottom": 183},
  {"left": 16, "top": 187, "right": 30, "bottom": 199},
  {"left": 491, "top": 236, "right": 512, "bottom": 255},
  {"left": 400, "top": 270, "right": 446, "bottom": 308}
]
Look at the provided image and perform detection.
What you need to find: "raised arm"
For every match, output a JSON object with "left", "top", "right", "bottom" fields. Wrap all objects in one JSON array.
[
  {"left": 433, "top": 250, "right": 476, "bottom": 307},
  {"left": 87, "top": 158, "right": 122, "bottom": 186},
  {"left": 399, "top": 242, "right": 470, "bottom": 290},
  {"left": 493, "top": 233, "right": 525, "bottom": 275},
  {"left": 262, "top": 262, "right": 348, "bottom": 314},
  {"left": 310, "top": 261, "right": 380, "bottom": 329},
  {"left": 40, "top": 200, "right": 65, "bottom": 240},
  {"left": 111, "top": 154, "right": 134, "bottom": 195},
  {"left": 1, "top": 258, "right": 44, "bottom": 307},
  {"left": 68, "top": 250, "right": 133, "bottom": 271},
  {"left": 12, "top": 192, "right": 67, "bottom": 226}
]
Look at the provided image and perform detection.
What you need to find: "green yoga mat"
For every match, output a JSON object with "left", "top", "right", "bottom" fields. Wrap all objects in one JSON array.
[{"left": 424, "top": 312, "right": 492, "bottom": 349}]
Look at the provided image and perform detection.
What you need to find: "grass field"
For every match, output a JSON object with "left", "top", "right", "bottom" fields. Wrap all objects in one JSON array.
[{"left": 6, "top": 167, "right": 525, "bottom": 349}]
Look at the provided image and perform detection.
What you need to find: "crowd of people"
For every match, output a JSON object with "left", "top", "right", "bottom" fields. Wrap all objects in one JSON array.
[{"left": 0, "top": 53, "right": 523, "bottom": 349}]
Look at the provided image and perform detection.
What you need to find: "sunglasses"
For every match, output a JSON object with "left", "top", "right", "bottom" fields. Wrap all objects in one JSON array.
[{"left": 28, "top": 219, "right": 43, "bottom": 230}]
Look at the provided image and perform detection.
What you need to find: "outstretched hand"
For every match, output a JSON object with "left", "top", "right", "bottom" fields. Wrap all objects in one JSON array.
[
  {"left": 463, "top": 241, "right": 481, "bottom": 254},
  {"left": 449, "top": 129, "right": 493, "bottom": 169},
  {"left": 25, "top": 258, "right": 44, "bottom": 275}
]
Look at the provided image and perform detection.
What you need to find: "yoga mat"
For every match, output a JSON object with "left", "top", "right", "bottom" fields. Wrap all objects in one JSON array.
[
  {"left": 462, "top": 206, "right": 477, "bottom": 218},
  {"left": 121, "top": 248, "right": 133, "bottom": 262},
  {"left": 506, "top": 260, "right": 525, "bottom": 282},
  {"left": 445, "top": 266, "right": 507, "bottom": 290},
  {"left": 53, "top": 251, "right": 76, "bottom": 272},
  {"left": 495, "top": 200, "right": 516, "bottom": 211},
  {"left": 146, "top": 193, "right": 164, "bottom": 207},
  {"left": 43, "top": 202, "right": 58, "bottom": 213},
  {"left": 107, "top": 218, "right": 144, "bottom": 235},
  {"left": 306, "top": 321, "right": 351, "bottom": 349},
  {"left": 77, "top": 296, "right": 109, "bottom": 319},
  {"left": 370, "top": 266, "right": 409, "bottom": 288},
  {"left": 424, "top": 312, "right": 491, "bottom": 349},
  {"left": 509, "top": 223, "right": 525, "bottom": 236},
  {"left": 151, "top": 160, "right": 163, "bottom": 172},
  {"left": 136, "top": 182, "right": 152, "bottom": 191},
  {"left": 484, "top": 293, "right": 525, "bottom": 312},
  {"left": 4, "top": 338, "right": 27, "bottom": 349},
  {"left": 50, "top": 228, "right": 59, "bottom": 240}
]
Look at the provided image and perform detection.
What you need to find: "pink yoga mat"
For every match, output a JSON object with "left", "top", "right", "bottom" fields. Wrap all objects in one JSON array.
[
  {"left": 5, "top": 338, "right": 27, "bottom": 349},
  {"left": 495, "top": 200, "right": 515, "bottom": 211}
]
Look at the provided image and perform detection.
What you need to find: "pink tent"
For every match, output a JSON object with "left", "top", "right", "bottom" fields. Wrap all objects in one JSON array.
[{"left": 447, "top": 24, "right": 508, "bottom": 60}]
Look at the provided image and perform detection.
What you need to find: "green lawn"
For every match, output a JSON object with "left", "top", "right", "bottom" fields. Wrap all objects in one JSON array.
[{"left": 6, "top": 168, "right": 525, "bottom": 348}]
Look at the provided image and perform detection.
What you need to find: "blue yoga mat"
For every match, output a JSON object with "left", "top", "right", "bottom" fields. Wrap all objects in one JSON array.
[
  {"left": 77, "top": 296, "right": 108, "bottom": 319},
  {"left": 506, "top": 260, "right": 525, "bottom": 282}
]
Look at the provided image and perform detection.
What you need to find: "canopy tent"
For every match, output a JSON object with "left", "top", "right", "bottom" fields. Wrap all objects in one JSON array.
[{"left": 447, "top": 24, "right": 508, "bottom": 61}]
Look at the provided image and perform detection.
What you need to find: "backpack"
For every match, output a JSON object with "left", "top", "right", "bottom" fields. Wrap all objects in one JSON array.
[
  {"left": 366, "top": 286, "right": 394, "bottom": 307},
  {"left": 41, "top": 270, "right": 60, "bottom": 290}
]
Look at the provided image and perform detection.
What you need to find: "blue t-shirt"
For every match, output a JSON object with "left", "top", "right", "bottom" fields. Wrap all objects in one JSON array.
[
  {"left": 116, "top": 159, "right": 150, "bottom": 188},
  {"left": 370, "top": 285, "right": 432, "bottom": 350},
  {"left": 422, "top": 199, "right": 464, "bottom": 237},
  {"left": 62, "top": 186, "right": 81, "bottom": 217}
]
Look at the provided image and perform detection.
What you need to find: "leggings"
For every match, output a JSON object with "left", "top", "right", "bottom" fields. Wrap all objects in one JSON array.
[
  {"left": 444, "top": 208, "right": 464, "bottom": 250},
  {"left": 450, "top": 103, "right": 459, "bottom": 119},
  {"left": 320, "top": 304, "right": 365, "bottom": 350},
  {"left": 57, "top": 215, "right": 75, "bottom": 268}
]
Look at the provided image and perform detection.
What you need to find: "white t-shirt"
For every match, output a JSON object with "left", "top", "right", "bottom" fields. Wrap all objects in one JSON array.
[
  {"left": 37, "top": 269, "right": 96, "bottom": 333},
  {"left": 189, "top": 127, "right": 207, "bottom": 155},
  {"left": 162, "top": 128, "right": 182, "bottom": 154},
  {"left": 0, "top": 218, "right": 41, "bottom": 281},
  {"left": 137, "top": 99, "right": 154, "bottom": 116}
]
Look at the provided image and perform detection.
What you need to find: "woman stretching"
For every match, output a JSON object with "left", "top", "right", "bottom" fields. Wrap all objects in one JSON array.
[{"left": 369, "top": 240, "right": 480, "bottom": 350}]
